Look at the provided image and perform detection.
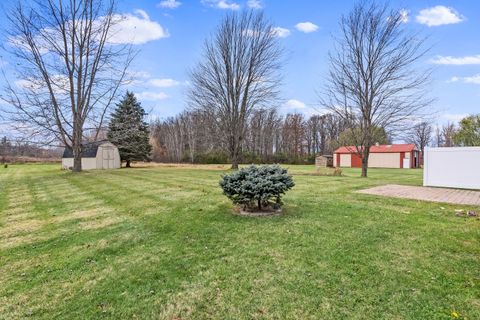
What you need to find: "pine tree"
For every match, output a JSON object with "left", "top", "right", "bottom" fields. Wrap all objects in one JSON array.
[{"left": 108, "top": 91, "right": 152, "bottom": 167}]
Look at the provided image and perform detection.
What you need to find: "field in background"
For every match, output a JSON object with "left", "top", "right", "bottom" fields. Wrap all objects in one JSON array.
[
  {"left": 0, "top": 164, "right": 478, "bottom": 319},
  {"left": 1, "top": 156, "right": 61, "bottom": 164}
]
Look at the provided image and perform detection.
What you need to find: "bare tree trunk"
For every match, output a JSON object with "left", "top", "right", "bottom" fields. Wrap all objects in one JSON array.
[
  {"left": 361, "top": 149, "right": 369, "bottom": 177},
  {"left": 231, "top": 143, "right": 240, "bottom": 169},
  {"left": 72, "top": 122, "right": 83, "bottom": 172},
  {"left": 126, "top": 160, "right": 131, "bottom": 168}
]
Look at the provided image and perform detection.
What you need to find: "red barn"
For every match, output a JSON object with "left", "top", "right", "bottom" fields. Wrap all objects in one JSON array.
[{"left": 333, "top": 144, "right": 420, "bottom": 169}]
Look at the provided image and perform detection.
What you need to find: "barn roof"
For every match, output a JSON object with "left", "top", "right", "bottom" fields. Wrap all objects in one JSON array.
[
  {"left": 334, "top": 144, "right": 417, "bottom": 154},
  {"left": 62, "top": 140, "right": 110, "bottom": 158}
]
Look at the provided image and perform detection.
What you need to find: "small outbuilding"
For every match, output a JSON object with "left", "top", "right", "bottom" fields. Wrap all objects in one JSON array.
[
  {"left": 62, "top": 141, "right": 121, "bottom": 170},
  {"left": 333, "top": 144, "right": 420, "bottom": 169},
  {"left": 315, "top": 155, "right": 333, "bottom": 168}
]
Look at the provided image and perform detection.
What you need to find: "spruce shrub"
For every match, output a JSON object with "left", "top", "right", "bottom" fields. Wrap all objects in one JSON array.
[{"left": 219, "top": 165, "right": 294, "bottom": 211}]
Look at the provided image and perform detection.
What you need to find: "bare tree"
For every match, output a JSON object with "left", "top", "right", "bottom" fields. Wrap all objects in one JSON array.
[
  {"left": 280, "top": 113, "right": 306, "bottom": 160},
  {"left": 441, "top": 122, "right": 456, "bottom": 147},
  {"left": 2, "top": 0, "right": 133, "bottom": 171},
  {"left": 322, "top": 1, "right": 431, "bottom": 177},
  {"left": 180, "top": 112, "right": 197, "bottom": 163},
  {"left": 406, "top": 121, "right": 432, "bottom": 165},
  {"left": 434, "top": 126, "right": 443, "bottom": 147},
  {"left": 188, "top": 10, "right": 283, "bottom": 169},
  {"left": 244, "top": 108, "right": 281, "bottom": 162}
]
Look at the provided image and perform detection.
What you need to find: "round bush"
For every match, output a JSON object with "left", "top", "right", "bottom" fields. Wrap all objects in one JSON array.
[{"left": 219, "top": 165, "right": 294, "bottom": 211}]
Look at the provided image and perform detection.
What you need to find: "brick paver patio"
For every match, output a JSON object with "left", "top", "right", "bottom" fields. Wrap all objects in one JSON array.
[{"left": 358, "top": 184, "right": 480, "bottom": 206}]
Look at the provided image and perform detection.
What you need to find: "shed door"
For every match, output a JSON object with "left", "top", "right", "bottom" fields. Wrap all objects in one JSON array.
[
  {"left": 102, "top": 147, "right": 114, "bottom": 169},
  {"left": 403, "top": 157, "right": 410, "bottom": 169}
]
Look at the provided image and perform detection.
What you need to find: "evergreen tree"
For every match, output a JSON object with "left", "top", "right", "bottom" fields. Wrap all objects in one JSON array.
[{"left": 108, "top": 92, "right": 152, "bottom": 167}]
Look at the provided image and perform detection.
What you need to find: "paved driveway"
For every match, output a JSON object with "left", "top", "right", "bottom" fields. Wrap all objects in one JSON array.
[{"left": 358, "top": 184, "right": 480, "bottom": 206}]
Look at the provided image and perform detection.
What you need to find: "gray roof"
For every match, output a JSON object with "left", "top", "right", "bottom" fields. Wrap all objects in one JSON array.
[{"left": 62, "top": 141, "right": 110, "bottom": 158}]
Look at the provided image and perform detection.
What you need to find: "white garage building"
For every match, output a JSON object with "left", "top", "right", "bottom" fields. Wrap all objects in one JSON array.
[
  {"left": 62, "top": 141, "right": 121, "bottom": 170},
  {"left": 423, "top": 147, "right": 480, "bottom": 190}
]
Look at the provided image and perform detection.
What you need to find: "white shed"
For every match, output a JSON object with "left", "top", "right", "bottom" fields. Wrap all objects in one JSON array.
[
  {"left": 62, "top": 141, "right": 121, "bottom": 170},
  {"left": 423, "top": 147, "right": 480, "bottom": 190}
]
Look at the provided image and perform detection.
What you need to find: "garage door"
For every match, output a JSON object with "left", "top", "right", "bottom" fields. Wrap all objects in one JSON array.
[
  {"left": 369, "top": 153, "right": 400, "bottom": 168},
  {"left": 339, "top": 154, "right": 351, "bottom": 167}
]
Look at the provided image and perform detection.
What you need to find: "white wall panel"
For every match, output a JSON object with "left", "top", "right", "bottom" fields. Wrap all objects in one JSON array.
[{"left": 423, "top": 147, "right": 480, "bottom": 190}]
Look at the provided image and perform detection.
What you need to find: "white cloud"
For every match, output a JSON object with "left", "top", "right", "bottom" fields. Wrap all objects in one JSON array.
[
  {"left": 272, "top": 27, "right": 291, "bottom": 38},
  {"left": 443, "top": 113, "right": 468, "bottom": 123},
  {"left": 284, "top": 99, "right": 306, "bottom": 109},
  {"left": 448, "top": 76, "right": 460, "bottom": 83},
  {"left": 399, "top": 9, "right": 409, "bottom": 23},
  {"left": 8, "top": 30, "right": 52, "bottom": 54},
  {"left": 8, "top": 9, "right": 168, "bottom": 53},
  {"left": 217, "top": 0, "right": 240, "bottom": 10},
  {"left": 295, "top": 22, "right": 319, "bottom": 33},
  {"left": 243, "top": 29, "right": 260, "bottom": 37},
  {"left": 416, "top": 6, "right": 464, "bottom": 27},
  {"left": 129, "top": 70, "right": 151, "bottom": 79},
  {"left": 157, "top": 0, "right": 181, "bottom": 9},
  {"left": 15, "top": 75, "right": 69, "bottom": 94},
  {"left": 247, "top": 0, "right": 262, "bottom": 9},
  {"left": 202, "top": 0, "right": 240, "bottom": 10},
  {"left": 449, "top": 74, "right": 480, "bottom": 85},
  {"left": 463, "top": 75, "right": 480, "bottom": 84},
  {"left": 107, "top": 9, "right": 169, "bottom": 45},
  {"left": 149, "top": 78, "right": 180, "bottom": 87},
  {"left": 15, "top": 79, "right": 34, "bottom": 89},
  {"left": 136, "top": 91, "right": 169, "bottom": 101},
  {"left": 431, "top": 55, "right": 480, "bottom": 65},
  {"left": 124, "top": 70, "right": 152, "bottom": 86}
]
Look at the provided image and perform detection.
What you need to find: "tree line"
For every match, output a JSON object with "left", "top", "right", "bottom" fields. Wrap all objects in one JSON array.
[
  {"left": 408, "top": 116, "right": 480, "bottom": 152},
  {"left": 150, "top": 110, "right": 351, "bottom": 164},
  {"left": 0, "top": 137, "right": 62, "bottom": 162}
]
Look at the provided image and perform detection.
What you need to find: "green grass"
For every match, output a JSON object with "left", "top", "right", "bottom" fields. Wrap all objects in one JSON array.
[{"left": 0, "top": 164, "right": 478, "bottom": 319}]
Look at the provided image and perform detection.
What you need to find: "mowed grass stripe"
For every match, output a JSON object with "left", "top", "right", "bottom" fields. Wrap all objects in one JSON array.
[
  {"left": 67, "top": 169, "right": 222, "bottom": 217},
  {"left": 0, "top": 168, "right": 123, "bottom": 252}
]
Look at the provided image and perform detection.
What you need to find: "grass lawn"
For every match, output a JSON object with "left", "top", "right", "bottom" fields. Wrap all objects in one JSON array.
[{"left": 0, "top": 164, "right": 478, "bottom": 319}]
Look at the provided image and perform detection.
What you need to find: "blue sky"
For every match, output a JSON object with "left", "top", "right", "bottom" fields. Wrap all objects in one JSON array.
[{"left": 1, "top": 0, "right": 479, "bottom": 129}]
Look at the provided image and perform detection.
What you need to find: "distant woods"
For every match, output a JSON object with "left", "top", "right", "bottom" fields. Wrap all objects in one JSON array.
[{"left": 150, "top": 110, "right": 350, "bottom": 164}]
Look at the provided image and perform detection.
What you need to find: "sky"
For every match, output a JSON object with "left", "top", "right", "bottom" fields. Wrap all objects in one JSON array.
[{"left": 0, "top": 0, "right": 479, "bottom": 135}]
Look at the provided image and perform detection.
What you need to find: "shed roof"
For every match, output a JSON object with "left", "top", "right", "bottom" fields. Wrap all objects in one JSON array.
[
  {"left": 334, "top": 144, "right": 417, "bottom": 154},
  {"left": 62, "top": 140, "right": 111, "bottom": 158}
]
